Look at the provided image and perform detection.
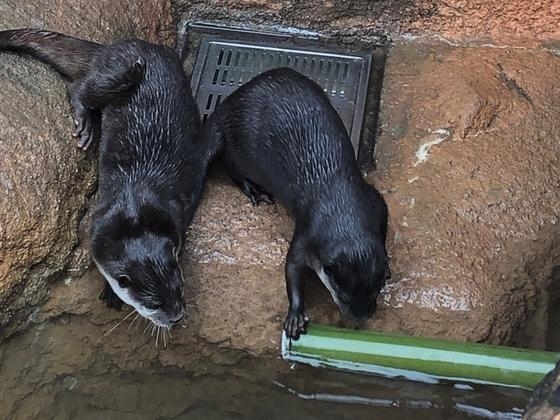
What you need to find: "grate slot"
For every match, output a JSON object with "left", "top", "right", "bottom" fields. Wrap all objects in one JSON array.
[{"left": 191, "top": 37, "right": 372, "bottom": 156}]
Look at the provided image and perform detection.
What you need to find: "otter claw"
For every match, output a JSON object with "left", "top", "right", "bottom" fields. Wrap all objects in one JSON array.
[
  {"left": 249, "top": 192, "right": 274, "bottom": 206},
  {"left": 72, "top": 106, "right": 95, "bottom": 150},
  {"left": 239, "top": 179, "right": 274, "bottom": 206},
  {"left": 284, "top": 308, "right": 310, "bottom": 340}
]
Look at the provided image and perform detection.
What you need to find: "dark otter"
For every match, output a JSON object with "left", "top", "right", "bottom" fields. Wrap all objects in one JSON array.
[
  {"left": 204, "top": 68, "right": 391, "bottom": 339},
  {"left": 0, "top": 29, "right": 212, "bottom": 327}
]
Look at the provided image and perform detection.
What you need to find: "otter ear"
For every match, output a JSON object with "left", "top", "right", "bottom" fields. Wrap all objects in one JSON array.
[{"left": 117, "top": 274, "right": 132, "bottom": 289}]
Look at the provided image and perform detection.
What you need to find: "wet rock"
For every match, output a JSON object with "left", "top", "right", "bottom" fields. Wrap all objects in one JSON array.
[
  {"left": 0, "top": 0, "right": 175, "bottom": 338},
  {"left": 524, "top": 360, "right": 560, "bottom": 419},
  {"left": 0, "top": 0, "right": 175, "bottom": 47},
  {"left": 39, "top": 39, "right": 560, "bottom": 356},
  {"left": 366, "top": 43, "right": 560, "bottom": 345},
  {"left": 182, "top": 179, "right": 291, "bottom": 353},
  {"left": 175, "top": 0, "right": 559, "bottom": 47},
  {"left": 182, "top": 41, "right": 560, "bottom": 353},
  {"left": 0, "top": 52, "right": 96, "bottom": 337},
  {"left": 5, "top": 0, "right": 558, "bottom": 359}
]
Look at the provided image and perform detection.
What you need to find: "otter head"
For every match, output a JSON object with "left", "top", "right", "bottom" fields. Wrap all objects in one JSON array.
[
  {"left": 91, "top": 204, "right": 186, "bottom": 327},
  {"left": 310, "top": 183, "right": 390, "bottom": 321},
  {"left": 312, "top": 238, "right": 390, "bottom": 321}
]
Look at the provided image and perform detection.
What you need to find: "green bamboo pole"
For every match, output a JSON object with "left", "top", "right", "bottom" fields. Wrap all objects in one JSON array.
[{"left": 281, "top": 324, "right": 560, "bottom": 390}]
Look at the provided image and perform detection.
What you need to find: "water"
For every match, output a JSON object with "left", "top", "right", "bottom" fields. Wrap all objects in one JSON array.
[{"left": 0, "top": 314, "right": 530, "bottom": 419}]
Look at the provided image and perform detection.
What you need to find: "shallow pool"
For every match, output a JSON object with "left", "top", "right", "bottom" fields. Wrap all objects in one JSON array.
[{"left": 0, "top": 313, "right": 530, "bottom": 419}]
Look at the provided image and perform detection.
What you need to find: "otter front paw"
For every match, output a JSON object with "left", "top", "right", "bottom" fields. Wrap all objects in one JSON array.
[
  {"left": 99, "top": 283, "right": 124, "bottom": 310},
  {"left": 250, "top": 191, "right": 274, "bottom": 206},
  {"left": 72, "top": 105, "right": 95, "bottom": 150},
  {"left": 283, "top": 308, "right": 310, "bottom": 340},
  {"left": 240, "top": 179, "right": 274, "bottom": 206}
]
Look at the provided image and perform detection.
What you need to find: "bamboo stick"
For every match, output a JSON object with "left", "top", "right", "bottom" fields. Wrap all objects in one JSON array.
[{"left": 281, "top": 324, "right": 560, "bottom": 390}]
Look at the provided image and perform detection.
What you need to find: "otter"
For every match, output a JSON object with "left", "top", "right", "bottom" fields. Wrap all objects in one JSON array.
[
  {"left": 204, "top": 68, "right": 391, "bottom": 339},
  {"left": 0, "top": 29, "right": 213, "bottom": 327}
]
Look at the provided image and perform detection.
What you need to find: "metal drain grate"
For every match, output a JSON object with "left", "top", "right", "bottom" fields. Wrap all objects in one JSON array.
[{"left": 190, "top": 37, "right": 372, "bottom": 156}]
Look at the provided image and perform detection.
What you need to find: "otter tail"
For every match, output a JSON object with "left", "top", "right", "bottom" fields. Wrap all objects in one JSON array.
[{"left": 0, "top": 29, "right": 102, "bottom": 81}]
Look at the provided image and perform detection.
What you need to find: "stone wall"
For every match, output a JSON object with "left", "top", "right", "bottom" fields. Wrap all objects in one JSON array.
[
  {"left": 174, "top": 0, "right": 560, "bottom": 48},
  {"left": 2, "top": 0, "right": 560, "bottom": 357},
  {"left": 0, "top": 0, "right": 175, "bottom": 337}
]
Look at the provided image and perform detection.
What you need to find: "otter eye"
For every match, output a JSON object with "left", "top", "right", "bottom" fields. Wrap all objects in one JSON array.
[
  {"left": 117, "top": 275, "right": 131, "bottom": 288},
  {"left": 323, "top": 265, "right": 334, "bottom": 277}
]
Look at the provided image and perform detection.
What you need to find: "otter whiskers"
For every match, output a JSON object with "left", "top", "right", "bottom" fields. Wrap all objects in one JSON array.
[
  {"left": 97, "top": 309, "right": 137, "bottom": 344},
  {"left": 140, "top": 320, "right": 173, "bottom": 349}
]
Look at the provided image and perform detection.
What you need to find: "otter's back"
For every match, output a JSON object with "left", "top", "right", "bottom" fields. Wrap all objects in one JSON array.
[
  {"left": 98, "top": 41, "right": 201, "bottom": 195},
  {"left": 219, "top": 68, "right": 360, "bottom": 204}
]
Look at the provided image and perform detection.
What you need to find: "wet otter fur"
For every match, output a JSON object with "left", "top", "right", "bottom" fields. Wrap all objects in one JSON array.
[
  {"left": 203, "top": 68, "right": 391, "bottom": 339},
  {"left": 0, "top": 29, "right": 212, "bottom": 327}
]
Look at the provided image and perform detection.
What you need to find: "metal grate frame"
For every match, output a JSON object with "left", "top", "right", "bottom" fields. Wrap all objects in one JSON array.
[{"left": 190, "top": 37, "right": 372, "bottom": 157}]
